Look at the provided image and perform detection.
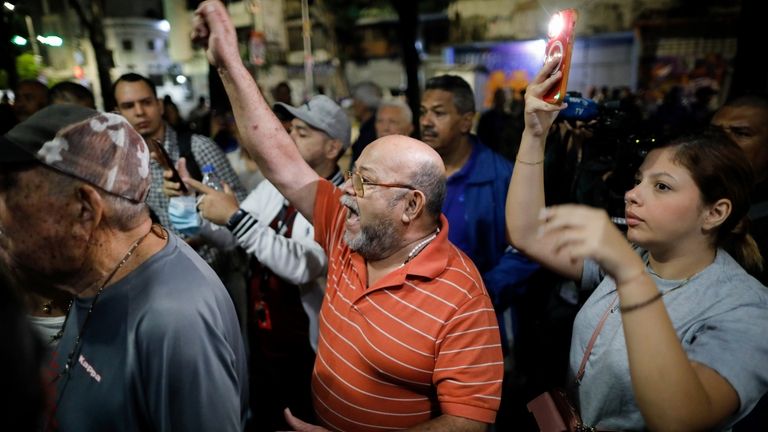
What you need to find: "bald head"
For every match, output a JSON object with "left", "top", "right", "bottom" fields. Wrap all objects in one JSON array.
[{"left": 359, "top": 135, "right": 446, "bottom": 218}]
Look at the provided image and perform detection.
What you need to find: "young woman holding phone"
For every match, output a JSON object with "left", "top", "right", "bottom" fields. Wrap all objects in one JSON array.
[{"left": 506, "top": 58, "right": 768, "bottom": 430}]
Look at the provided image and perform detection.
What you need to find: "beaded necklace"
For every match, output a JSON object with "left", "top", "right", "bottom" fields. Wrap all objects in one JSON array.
[{"left": 401, "top": 227, "right": 440, "bottom": 267}]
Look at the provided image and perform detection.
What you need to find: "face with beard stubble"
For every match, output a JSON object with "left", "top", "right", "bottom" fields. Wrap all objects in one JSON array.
[
  {"left": 340, "top": 193, "right": 402, "bottom": 261},
  {"left": 0, "top": 167, "right": 91, "bottom": 291}
]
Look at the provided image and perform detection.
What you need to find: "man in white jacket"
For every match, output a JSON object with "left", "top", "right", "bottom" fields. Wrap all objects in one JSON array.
[{"left": 164, "top": 94, "right": 349, "bottom": 431}]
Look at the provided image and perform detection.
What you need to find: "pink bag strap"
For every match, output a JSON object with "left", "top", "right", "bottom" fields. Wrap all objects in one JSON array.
[{"left": 575, "top": 295, "right": 619, "bottom": 383}]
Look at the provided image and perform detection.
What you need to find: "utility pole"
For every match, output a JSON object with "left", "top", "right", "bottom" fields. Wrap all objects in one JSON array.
[
  {"left": 24, "top": 15, "right": 40, "bottom": 57},
  {"left": 301, "top": 0, "right": 314, "bottom": 98},
  {"left": 69, "top": 0, "right": 114, "bottom": 110}
]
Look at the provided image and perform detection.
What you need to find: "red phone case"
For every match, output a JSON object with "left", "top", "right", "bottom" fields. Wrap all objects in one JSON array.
[{"left": 543, "top": 9, "right": 578, "bottom": 104}]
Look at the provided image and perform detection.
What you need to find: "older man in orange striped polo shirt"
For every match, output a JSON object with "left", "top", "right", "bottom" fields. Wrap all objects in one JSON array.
[{"left": 192, "top": 3, "right": 504, "bottom": 431}]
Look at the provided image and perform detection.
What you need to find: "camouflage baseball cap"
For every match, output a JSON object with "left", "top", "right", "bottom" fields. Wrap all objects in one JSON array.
[{"left": 0, "top": 104, "right": 150, "bottom": 202}]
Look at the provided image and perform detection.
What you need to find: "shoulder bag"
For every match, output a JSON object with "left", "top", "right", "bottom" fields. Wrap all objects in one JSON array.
[{"left": 527, "top": 296, "right": 618, "bottom": 432}]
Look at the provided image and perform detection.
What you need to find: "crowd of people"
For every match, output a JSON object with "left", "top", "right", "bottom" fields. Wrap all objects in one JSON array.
[{"left": 1, "top": 1, "right": 767, "bottom": 431}]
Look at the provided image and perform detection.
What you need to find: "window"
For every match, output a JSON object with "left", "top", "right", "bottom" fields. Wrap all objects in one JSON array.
[
  {"left": 122, "top": 39, "right": 133, "bottom": 51},
  {"left": 147, "top": 39, "right": 155, "bottom": 51}
]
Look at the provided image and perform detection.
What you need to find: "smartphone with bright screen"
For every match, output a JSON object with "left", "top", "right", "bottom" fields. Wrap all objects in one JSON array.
[{"left": 543, "top": 9, "right": 578, "bottom": 104}]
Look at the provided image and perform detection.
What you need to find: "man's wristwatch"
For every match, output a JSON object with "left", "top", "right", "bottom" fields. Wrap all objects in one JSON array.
[{"left": 225, "top": 208, "right": 249, "bottom": 232}]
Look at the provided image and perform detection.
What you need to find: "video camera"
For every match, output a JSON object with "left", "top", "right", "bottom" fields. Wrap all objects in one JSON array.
[
  {"left": 556, "top": 93, "right": 656, "bottom": 231},
  {"left": 557, "top": 93, "right": 599, "bottom": 122}
]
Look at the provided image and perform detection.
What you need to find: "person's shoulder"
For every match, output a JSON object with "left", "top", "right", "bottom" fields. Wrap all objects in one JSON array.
[
  {"left": 439, "top": 243, "right": 488, "bottom": 298},
  {"left": 704, "top": 251, "right": 768, "bottom": 306},
  {"left": 240, "top": 179, "right": 281, "bottom": 208},
  {"left": 188, "top": 133, "right": 233, "bottom": 165},
  {"left": 189, "top": 132, "right": 218, "bottom": 148},
  {"left": 474, "top": 139, "right": 512, "bottom": 169},
  {"left": 142, "top": 235, "right": 225, "bottom": 294}
]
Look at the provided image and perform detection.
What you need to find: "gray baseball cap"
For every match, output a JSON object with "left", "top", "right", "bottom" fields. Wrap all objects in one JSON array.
[{"left": 274, "top": 95, "right": 352, "bottom": 150}]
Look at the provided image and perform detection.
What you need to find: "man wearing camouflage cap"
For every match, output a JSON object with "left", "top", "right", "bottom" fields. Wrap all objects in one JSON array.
[{"left": 0, "top": 104, "right": 247, "bottom": 431}]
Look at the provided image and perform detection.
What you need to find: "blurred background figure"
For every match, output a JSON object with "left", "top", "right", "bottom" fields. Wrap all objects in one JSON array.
[
  {"left": 690, "top": 86, "right": 719, "bottom": 127},
  {"left": 163, "top": 94, "right": 187, "bottom": 132},
  {"left": 49, "top": 81, "right": 96, "bottom": 109},
  {"left": 348, "top": 80, "right": 383, "bottom": 167},
  {"left": 477, "top": 88, "right": 514, "bottom": 158},
  {"left": 271, "top": 82, "right": 294, "bottom": 131},
  {"left": 0, "top": 264, "right": 46, "bottom": 432},
  {"left": 13, "top": 79, "right": 50, "bottom": 123},
  {"left": 212, "top": 109, "right": 240, "bottom": 154},
  {"left": 711, "top": 94, "right": 768, "bottom": 286},
  {"left": 271, "top": 81, "right": 293, "bottom": 105},
  {"left": 375, "top": 98, "right": 414, "bottom": 138},
  {"left": 188, "top": 95, "right": 211, "bottom": 136},
  {"left": 649, "top": 85, "right": 695, "bottom": 137},
  {"left": 213, "top": 109, "right": 265, "bottom": 191},
  {"left": 0, "top": 91, "right": 16, "bottom": 134}
]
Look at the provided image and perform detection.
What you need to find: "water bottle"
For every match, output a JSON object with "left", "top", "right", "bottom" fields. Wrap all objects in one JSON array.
[
  {"left": 201, "top": 163, "right": 222, "bottom": 191},
  {"left": 200, "top": 164, "right": 222, "bottom": 231}
]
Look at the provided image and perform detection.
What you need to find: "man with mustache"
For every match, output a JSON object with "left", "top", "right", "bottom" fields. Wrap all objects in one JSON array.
[
  {"left": 192, "top": 2, "right": 503, "bottom": 431},
  {"left": 420, "top": 75, "right": 539, "bottom": 360}
]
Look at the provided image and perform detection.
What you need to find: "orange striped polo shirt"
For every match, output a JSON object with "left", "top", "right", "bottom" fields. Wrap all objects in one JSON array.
[{"left": 312, "top": 179, "right": 503, "bottom": 431}]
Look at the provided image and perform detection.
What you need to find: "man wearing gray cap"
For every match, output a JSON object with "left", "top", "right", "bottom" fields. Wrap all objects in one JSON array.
[
  {"left": 164, "top": 94, "right": 349, "bottom": 430},
  {"left": 0, "top": 104, "right": 248, "bottom": 431}
]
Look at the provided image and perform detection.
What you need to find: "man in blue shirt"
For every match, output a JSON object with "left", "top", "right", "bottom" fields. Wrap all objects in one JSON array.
[{"left": 420, "top": 75, "right": 539, "bottom": 353}]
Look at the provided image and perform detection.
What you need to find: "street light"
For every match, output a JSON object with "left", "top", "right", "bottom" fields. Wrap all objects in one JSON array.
[
  {"left": 37, "top": 35, "right": 62, "bottom": 47},
  {"left": 3, "top": 2, "right": 14, "bottom": 11},
  {"left": 11, "top": 35, "right": 26, "bottom": 46}
]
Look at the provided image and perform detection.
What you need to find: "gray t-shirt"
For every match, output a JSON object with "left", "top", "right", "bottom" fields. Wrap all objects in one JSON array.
[
  {"left": 48, "top": 233, "right": 248, "bottom": 431},
  {"left": 572, "top": 248, "right": 768, "bottom": 430}
]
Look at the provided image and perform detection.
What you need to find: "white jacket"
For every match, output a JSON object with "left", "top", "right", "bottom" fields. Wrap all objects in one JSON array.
[{"left": 201, "top": 172, "right": 343, "bottom": 351}]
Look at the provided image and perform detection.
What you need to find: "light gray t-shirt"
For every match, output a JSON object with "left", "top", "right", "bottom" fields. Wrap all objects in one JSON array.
[
  {"left": 571, "top": 248, "right": 768, "bottom": 430},
  {"left": 48, "top": 233, "right": 248, "bottom": 431}
]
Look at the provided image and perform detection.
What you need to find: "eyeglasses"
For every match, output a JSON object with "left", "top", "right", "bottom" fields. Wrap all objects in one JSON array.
[{"left": 344, "top": 171, "right": 415, "bottom": 198}]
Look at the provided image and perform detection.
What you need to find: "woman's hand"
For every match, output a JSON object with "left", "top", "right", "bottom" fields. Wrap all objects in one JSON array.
[
  {"left": 523, "top": 58, "right": 568, "bottom": 138},
  {"left": 538, "top": 204, "right": 645, "bottom": 284}
]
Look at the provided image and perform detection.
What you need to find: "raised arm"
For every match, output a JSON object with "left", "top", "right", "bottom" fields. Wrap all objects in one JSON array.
[
  {"left": 505, "top": 59, "right": 581, "bottom": 280},
  {"left": 192, "top": 1, "right": 319, "bottom": 222}
]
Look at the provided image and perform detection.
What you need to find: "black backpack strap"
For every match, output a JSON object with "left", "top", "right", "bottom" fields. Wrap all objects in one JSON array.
[{"left": 177, "top": 131, "right": 202, "bottom": 181}]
